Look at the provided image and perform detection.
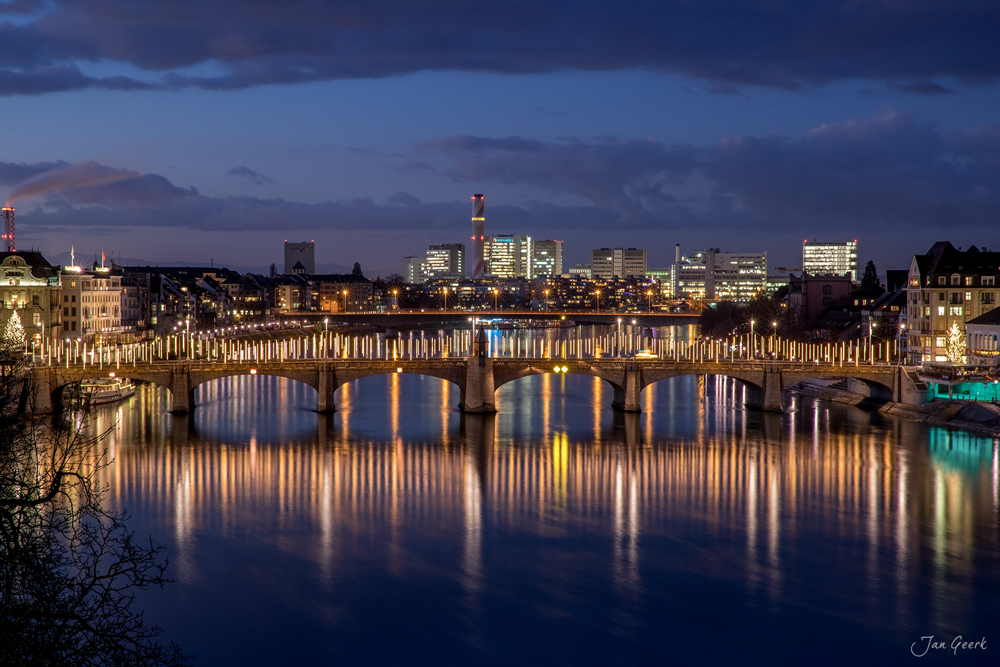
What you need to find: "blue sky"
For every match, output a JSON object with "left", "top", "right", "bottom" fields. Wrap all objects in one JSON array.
[{"left": 2, "top": 1, "right": 999, "bottom": 277}]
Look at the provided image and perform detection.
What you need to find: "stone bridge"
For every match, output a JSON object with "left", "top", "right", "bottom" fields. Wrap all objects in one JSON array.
[{"left": 31, "top": 343, "right": 931, "bottom": 415}]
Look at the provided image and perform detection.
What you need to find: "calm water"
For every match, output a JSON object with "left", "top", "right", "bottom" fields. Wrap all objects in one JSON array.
[{"left": 90, "top": 357, "right": 999, "bottom": 665}]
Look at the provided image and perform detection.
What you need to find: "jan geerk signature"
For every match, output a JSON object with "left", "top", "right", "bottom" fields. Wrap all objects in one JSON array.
[{"left": 911, "top": 635, "right": 987, "bottom": 657}]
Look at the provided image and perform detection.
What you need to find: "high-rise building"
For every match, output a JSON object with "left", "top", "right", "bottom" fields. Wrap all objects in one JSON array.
[
  {"left": 672, "top": 248, "right": 767, "bottom": 302},
  {"left": 284, "top": 241, "right": 315, "bottom": 275},
  {"left": 401, "top": 256, "right": 428, "bottom": 284},
  {"left": 426, "top": 243, "right": 465, "bottom": 278},
  {"left": 531, "top": 240, "right": 563, "bottom": 278},
  {"left": 802, "top": 240, "right": 858, "bottom": 280},
  {"left": 590, "top": 248, "right": 647, "bottom": 279},
  {"left": 470, "top": 195, "right": 485, "bottom": 279},
  {"left": 486, "top": 234, "right": 532, "bottom": 278}
]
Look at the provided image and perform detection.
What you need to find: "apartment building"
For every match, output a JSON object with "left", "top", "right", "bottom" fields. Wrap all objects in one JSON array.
[{"left": 906, "top": 242, "right": 1000, "bottom": 363}]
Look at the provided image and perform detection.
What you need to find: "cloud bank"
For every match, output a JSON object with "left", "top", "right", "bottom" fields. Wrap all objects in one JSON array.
[
  {"left": 5, "top": 112, "right": 999, "bottom": 236},
  {"left": 0, "top": 1, "right": 996, "bottom": 95}
]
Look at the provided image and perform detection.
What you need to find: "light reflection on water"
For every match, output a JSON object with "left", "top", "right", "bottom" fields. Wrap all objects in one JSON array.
[{"left": 88, "top": 371, "right": 1000, "bottom": 665}]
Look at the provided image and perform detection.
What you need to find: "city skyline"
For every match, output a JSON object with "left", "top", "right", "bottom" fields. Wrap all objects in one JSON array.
[{"left": 0, "top": 3, "right": 998, "bottom": 277}]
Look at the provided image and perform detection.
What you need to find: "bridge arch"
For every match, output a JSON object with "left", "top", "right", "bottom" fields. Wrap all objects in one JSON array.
[
  {"left": 492, "top": 362, "right": 625, "bottom": 403},
  {"left": 780, "top": 374, "right": 895, "bottom": 402},
  {"left": 638, "top": 369, "right": 768, "bottom": 411}
]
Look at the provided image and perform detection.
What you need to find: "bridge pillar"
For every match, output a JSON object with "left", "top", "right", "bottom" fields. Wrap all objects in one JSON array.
[
  {"left": 745, "top": 364, "right": 784, "bottom": 412},
  {"left": 461, "top": 357, "right": 496, "bottom": 413},
  {"left": 30, "top": 369, "right": 54, "bottom": 413},
  {"left": 611, "top": 362, "right": 642, "bottom": 413},
  {"left": 169, "top": 368, "right": 194, "bottom": 414},
  {"left": 461, "top": 330, "right": 496, "bottom": 413},
  {"left": 317, "top": 367, "right": 337, "bottom": 413}
]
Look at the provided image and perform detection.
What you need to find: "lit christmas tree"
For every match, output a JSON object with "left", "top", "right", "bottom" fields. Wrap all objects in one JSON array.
[
  {"left": 2, "top": 309, "right": 25, "bottom": 348},
  {"left": 945, "top": 321, "right": 966, "bottom": 364}
]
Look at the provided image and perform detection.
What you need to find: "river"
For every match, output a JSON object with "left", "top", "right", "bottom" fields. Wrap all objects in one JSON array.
[{"left": 88, "top": 331, "right": 999, "bottom": 666}]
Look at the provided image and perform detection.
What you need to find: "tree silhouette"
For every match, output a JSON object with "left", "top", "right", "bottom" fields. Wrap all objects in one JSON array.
[
  {"left": 352, "top": 262, "right": 363, "bottom": 278},
  {"left": 0, "top": 343, "right": 188, "bottom": 666},
  {"left": 860, "top": 260, "right": 881, "bottom": 290}
]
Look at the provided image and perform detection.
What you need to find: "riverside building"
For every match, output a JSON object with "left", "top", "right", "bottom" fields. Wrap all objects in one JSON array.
[{"left": 906, "top": 242, "right": 1000, "bottom": 363}]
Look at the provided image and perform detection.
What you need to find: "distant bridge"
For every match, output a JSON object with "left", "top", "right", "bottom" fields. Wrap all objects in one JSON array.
[
  {"left": 31, "top": 350, "right": 930, "bottom": 415},
  {"left": 286, "top": 310, "right": 700, "bottom": 328}
]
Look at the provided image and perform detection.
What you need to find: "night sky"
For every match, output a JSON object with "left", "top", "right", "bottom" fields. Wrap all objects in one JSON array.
[{"left": 1, "top": 1, "right": 998, "bottom": 277}]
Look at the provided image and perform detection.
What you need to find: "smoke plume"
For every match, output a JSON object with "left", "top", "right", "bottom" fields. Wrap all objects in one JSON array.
[{"left": 5, "top": 161, "right": 140, "bottom": 206}]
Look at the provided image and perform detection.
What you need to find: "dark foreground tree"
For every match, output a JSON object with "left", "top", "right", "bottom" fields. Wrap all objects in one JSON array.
[
  {"left": 860, "top": 260, "right": 881, "bottom": 290},
  {"left": 0, "top": 342, "right": 188, "bottom": 666}
]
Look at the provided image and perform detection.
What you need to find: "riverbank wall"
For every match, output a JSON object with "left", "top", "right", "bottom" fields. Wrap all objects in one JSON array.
[{"left": 789, "top": 380, "right": 1000, "bottom": 438}]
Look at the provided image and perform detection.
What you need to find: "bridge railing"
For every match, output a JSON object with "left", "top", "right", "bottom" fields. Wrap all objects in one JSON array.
[{"left": 30, "top": 327, "right": 904, "bottom": 371}]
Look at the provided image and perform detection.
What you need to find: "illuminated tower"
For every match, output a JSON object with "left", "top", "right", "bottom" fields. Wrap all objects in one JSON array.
[
  {"left": 2, "top": 207, "right": 13, "bottom": 252},
  {"left": 470, "top": 194, "right": 485, "bottom": 279}
]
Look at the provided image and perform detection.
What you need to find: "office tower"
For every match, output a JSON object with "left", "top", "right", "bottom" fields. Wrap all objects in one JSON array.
[
  {"left": 672, "top": 248, "right": 767, "bottom": 302},
  {"left": 284, "top": 240, "right": 316, "bottom": 275},
  {"left": 470, "top": 195, "right": 485, "bottom": 279},
  {"left": 401, "top": 256, "right": 428, "bottom": 284},
  {"left": 426, "top": 243, "right": 465, "bottom": 278},
  {"left": 531, "top": 240, "right": 563, "bottom": 278},
  {"left": 486, "top": 234, "right": 532, "bottom": 278},
  {"left": 590, "top": 247, "right": 647, "bottom": 279},
  {"left": 802, "top": 240, "right": 858, "bottom": 280}
]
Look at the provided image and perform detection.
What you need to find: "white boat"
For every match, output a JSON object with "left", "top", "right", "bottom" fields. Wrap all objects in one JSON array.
[{"left": 81, "top": 378, "right": 136, "bottom": 406}]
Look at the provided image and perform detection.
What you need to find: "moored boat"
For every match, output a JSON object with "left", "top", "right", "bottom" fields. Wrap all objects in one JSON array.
[{"left": 80, "top": 378, "right": 136, "bottom": 406}]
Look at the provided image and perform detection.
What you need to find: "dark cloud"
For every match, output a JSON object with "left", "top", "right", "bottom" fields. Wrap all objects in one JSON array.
[
  {"left": 12, "top": 112, "right": 1000, "bottom": 238},
  {"left": 60, "top": 174, "right": 197, "bottom": 206},
  {"left": 0, "top": 1, "right": 995, "bottom": 95},
  {"left": 887, "top": 81, "right": 955, "bottom": 95},
  {"left": 387, "top": 192, "right": 420, "bottom": 207},
  {"left": 0, "top": 160, "right": 67, "bottom": 185},
  {"left": 225, "top": 166, "right": 274, "bottom": 186},
  {"left": 419, "top": 135, "right": 697, "bottom": 217},
  {"left": 421, "top": 112, "right": 1000, "bottom": 231}
]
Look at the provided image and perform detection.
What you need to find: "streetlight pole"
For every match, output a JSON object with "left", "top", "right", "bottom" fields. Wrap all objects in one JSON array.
[
  {"left": 544, "top": 289, "right": 549, "bottom": 313},
  {"left": 617, "top": 317, "right": 622, "bottom": 358},
  {"left": 897, "top": 322, "right": 905, "bottom": 365},
  {"left": 647, "top": 290, "right": 652, "bottom": 314},
  {"left": 750, "top": 320, "right": 755, "bottom": 359},
  {"left": 870, "top": 320, "right": 876, "bottom": 365},
  {"left": 442, "top": 287, "right": 448, "bottom": 312}
]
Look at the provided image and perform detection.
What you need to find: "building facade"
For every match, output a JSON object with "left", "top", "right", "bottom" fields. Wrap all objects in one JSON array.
[
  {"left": 60, "top": 267, "right": 122, "bottom": 339},
  {"left": 426, "top": 243, "right": 465, "bottom": 279},
  {"left": 401, "top": 256, "right": 428, "bottom": 284},
  {"left": 590, "top": 248, "right": 647, "bottom": 279},
  {"left": 906, "top": 242, "right": 1000, "bottom": 363},
  {"left": 966, "top": 308, "right": 1000, "bottom": 366},
  {"left": 486, "top": 235, "right": 532, "bottom": 278},
  {"left": 531, "top": 240, "right": 563, "bottom": 278},
  {"left": 788, "top": 273, "right": 853, "bottom": 324},
  {"left": 672, "top": 249, "right": 767, "bottom": 302},
  {"left": 284, "top": 241, "right": 316, "bottom": 275},
  {"left": 802, "top": 240, "right": 858, "bottom": 280},
  {"left": 0, "top": 251, "right": 61, "bottom": 347}
]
